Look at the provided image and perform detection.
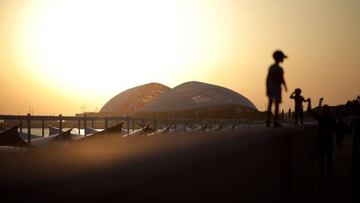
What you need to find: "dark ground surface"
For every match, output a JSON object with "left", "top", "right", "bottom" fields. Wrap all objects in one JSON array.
[{"left": 0, "top": 126, "right": 354, "bottom": 202}]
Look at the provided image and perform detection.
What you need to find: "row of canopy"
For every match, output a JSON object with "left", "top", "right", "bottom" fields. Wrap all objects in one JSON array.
[{"left": 0, "top": 121, "right": 243, "bottom": 149}]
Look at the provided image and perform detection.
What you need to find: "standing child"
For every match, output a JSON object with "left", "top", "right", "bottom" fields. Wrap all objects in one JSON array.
[
  {"left": 266, "top": 50, "right": 288, "bottom": 127},
  {"left": 290, "top": 88, "right": 310, "bottom": 125}
]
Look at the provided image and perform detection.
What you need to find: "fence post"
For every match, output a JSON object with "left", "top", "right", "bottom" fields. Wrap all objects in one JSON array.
[
  {"left": 132, "top": 119, "right": 135, "bottom": 132},
  {"left": 41, "top": 119, "right": 45, "bottom": 137},
  {"left": 127, "top": 116, "right": 130, "bottom": 135},
  {"left": 105, "top": 116, "right": 108, "bottom": 130},
  {"left": 27, "top": 114, "right": 31, "bottom": 144},
  {"left": 78, "top": 119, "right": 81, "bottom": 135},
  {"left": 84, "top": 114, "right": 87, "bottom": 137},
  {"left": 59, "top": 114, "right": 63, "bottom": 141},
  {"left": 91, "top": 119, "right": 94, "bottom": 128},
  {"left": 19, "top": 119, "right": 23, "bottom": 134}
]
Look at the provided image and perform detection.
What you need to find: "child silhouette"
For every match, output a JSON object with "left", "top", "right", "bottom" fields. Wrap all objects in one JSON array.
[
  {"left": 290, "top": 88, "right": 310, "bottom": 125},
  {"left": 266, "top": 50, "right": 288, "bottom": 127}
]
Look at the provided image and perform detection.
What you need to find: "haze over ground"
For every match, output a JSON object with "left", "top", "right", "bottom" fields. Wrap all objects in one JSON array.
[{"left": 0, "top": 0, "right": 359, "bottom": 115}]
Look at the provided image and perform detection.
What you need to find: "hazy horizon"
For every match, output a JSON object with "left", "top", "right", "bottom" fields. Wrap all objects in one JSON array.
[{"left": 1, "top": 0, "right": 359, "bottom": 115}]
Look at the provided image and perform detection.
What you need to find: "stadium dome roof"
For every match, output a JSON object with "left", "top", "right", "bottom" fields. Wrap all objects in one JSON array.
[
  {"left": 138, "top": 81, "right": 257, "bottom": 112},
  {"left": 100, "top": 83, "right": 170, "bottom": 115}
]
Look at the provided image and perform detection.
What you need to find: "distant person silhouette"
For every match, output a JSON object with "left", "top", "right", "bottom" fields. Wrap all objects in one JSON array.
[
  {"left": 288, "top": 108, "right": 292, "bottom": 118},
  {"left": 266, "top": 50, "right": 288, "bottom": 127},
  {"left": 352, "top": 114, "right": 360, "bottom": 202},
  {"left": 290, "top": 88, "right": 310, "bottom": 125},
  {"left": 307, "top": 100, "right": 336, "bottom": 179},
  {"left": 335, "top": 118, "right": 345, "bottom": 147}
]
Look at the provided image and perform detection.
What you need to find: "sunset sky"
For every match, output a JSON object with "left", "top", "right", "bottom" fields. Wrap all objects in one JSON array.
[{"left": 0, "top": 0, "right": 359, "bottom": 115}]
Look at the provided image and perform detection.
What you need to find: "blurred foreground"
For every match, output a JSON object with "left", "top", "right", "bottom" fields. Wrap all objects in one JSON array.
[{"left": 0, "top": 126, "right": 354, "bottom": 202}]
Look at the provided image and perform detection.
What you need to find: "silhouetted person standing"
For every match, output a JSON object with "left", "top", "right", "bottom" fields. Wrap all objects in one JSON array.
[
  {"left": 290, "top": 88, "right": 310, "bottom": 125},
  {"left": 288, "top": 108, "right": 292, "bottom": 118},
  {"left": 266, "top": 50, "right": 288, "bottom": 127},
  {"left": 352, "top": 114, "right": 360, "bottom": 202},
  {"left": 335, "top": 118, "right": 345, "bottom": 147},
  {"left": 307, "top": 100, "right": 336, "bottom": 179}
]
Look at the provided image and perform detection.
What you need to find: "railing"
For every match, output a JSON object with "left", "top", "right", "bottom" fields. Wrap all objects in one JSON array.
[
  {"left": 0, "top": 114, "right": 131, "bottom": 143},
  {"left": 0, "top": 114, "right": 258, "bottom": 144}
]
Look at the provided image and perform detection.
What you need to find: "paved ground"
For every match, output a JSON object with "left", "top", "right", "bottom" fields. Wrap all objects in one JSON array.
[
  {"left": 0, "top": 126, "right": 354, "bottom": 202},
  {"left": 307, "top": 133, "right": 353, "bottom": 202}
]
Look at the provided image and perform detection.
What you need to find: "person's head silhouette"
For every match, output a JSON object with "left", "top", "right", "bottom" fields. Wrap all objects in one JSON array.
[
  {"left": 295, "top": 88, "right": 302, "bottom": 95},
  {"left": 273, "top": 50, "right": 287, "bottom": 63}
]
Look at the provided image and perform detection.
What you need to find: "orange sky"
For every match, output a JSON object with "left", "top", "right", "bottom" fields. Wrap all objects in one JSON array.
[{"left": 0, "top": 0, "right": 359, "bottom": 115}]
